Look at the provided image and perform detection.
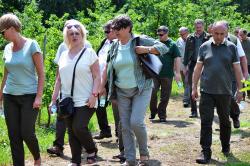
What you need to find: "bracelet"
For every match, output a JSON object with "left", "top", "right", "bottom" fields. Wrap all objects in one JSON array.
[{"left": 92, "top": 93, "right": 98, "bottom": 97}]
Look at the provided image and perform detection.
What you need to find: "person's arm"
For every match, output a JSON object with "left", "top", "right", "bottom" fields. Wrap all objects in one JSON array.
[
  {"left": 192, "top": 62, "right": 203, "bottom": 101},
  {"left": 174, "top": 57, "right": 181, "bottom": 82},
  {"left": 51, "top": 69, "right": 61, "bottom": 103},
  {"left": 99, "top": 63, "right": 108, "bottom": 96},
  {"left": 236, "top": 38, "right": 248, "bottom": 79},
  {"left": 239, "top": 56, "right": 248, "bottom": 79},
  {"left": 0, "top": 67, "right": 8, "bottom": 103},
  {"left": 233, "top": 63, "right": 244, "bottom": 102},
  {"left": 88, "top": 60, "right": 101, "bottom": 108},
  {"left": 135, "top": 35, "right": 169, "bottom": 55},
  {"left": 32, "top": 52, "right": 45, "bottom": 109}
]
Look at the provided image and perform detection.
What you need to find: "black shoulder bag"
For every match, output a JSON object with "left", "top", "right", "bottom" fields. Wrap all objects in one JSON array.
[
  {"left": 135, "top": 37, "right": 163, "bottom": 79},
  {"left": 58, "top": 48, "right": 87, "bottom": 118}
]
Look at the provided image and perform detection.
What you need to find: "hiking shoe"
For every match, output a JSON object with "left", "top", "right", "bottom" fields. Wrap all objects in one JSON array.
[
  {"left": 47, "top": 146, "right": 63, "bottom": 156},
  {"left": 93, "top": 132, "right": 112, "bottom": 140}
]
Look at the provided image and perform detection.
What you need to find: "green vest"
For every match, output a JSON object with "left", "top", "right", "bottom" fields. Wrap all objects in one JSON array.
[{"left": 228, "top": 34, "right": 237, "bottom": 45}]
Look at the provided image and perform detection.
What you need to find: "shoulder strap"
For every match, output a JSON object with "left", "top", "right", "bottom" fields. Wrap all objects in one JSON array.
[
  {"left": 136, "top": 36, "right": 140, "bottom": 46},
  {"left": 70, "top": 48, "right": 87, "bottom": 97}
]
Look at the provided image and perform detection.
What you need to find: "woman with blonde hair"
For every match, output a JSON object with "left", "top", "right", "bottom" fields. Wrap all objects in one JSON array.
[
  {"left": 0, "top": 13, "right": 44, "bottom": 166},
  {"left": 50, "top": 19, "right": 100, "bottom": 165}
]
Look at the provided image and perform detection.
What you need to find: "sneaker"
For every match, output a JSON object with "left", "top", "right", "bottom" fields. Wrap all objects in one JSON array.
[{"left": 47, "top": 146, "right": 63, "bottom": 156}]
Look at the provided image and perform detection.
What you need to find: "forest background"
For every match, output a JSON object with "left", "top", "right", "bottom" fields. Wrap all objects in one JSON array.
[{"left": 0, "top": 0, "right": 249, "bottom": 164}]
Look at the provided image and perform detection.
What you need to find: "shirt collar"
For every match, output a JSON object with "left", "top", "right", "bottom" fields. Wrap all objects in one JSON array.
[{"left": 211, "top": 38, "right": 226, "bottom": 45}]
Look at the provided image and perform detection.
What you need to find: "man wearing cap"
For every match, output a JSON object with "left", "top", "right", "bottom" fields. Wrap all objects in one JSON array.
[{"left": 149, "top": 26, "right": 181, "bottom": 122}]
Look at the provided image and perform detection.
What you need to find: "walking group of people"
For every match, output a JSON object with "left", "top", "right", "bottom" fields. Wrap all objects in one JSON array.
[{"left": 0, "top": 12, "right": 249, "bottom": 166}]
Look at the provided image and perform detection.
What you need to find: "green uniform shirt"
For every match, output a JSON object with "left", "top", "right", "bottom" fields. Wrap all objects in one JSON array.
[
  {"left": 159, "top": 38, "right": 181, "bottom": 78},
  {"left": 241, "top": 37, "right": 250, "bottom": 64}
]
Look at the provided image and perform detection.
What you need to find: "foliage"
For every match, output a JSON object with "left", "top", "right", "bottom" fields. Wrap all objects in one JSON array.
[{"left": 0, "top": 0, "right": 249, "bottom": 164}]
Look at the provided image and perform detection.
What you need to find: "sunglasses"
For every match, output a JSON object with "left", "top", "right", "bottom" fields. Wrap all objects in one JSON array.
[
  {"left": 66, "top": 24, "right": 80, "bottom": 29},
  {"left": 104, "top": 30, "right": 110, "bottom": 34},
  {"left": 158, "top": 33, "right": 165, "bottom": 37},
  {"left": 69, "top": 32, "right": 80, "bottom": 36}
]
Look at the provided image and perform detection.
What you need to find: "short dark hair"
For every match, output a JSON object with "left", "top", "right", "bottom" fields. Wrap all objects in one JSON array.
[
  {"left": 157, "top": 25, "right": 169, "bottom": 33},
  {"left": 103, "top": 20, "right": 113, "bottom": 30},
  {"left": 240, "top": 28, "right": 248, "bottom": 35},
  {"left": 112, "top": 14, "right": 133, "bottom": 32}
]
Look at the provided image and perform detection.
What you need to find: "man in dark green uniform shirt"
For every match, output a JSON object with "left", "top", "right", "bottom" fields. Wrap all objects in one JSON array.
[{"left": 149, "top": 26, "right": 181, "bottom": 122}]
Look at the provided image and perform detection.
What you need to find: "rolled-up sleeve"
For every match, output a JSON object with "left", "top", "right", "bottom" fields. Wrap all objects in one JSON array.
[{"left": 140, "top": 36, "right": 169, "bottom": 55}]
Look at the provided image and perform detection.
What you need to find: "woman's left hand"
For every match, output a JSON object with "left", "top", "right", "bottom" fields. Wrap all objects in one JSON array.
[
  {"left": 33, "top": 96, "right": 42, "bottom": 110},
  {"left": 87, "top": 95, "right": 97, "bottom": 108}
]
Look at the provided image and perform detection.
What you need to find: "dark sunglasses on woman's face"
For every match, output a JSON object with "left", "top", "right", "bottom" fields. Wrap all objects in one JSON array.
[{"left": 66, "top": 24, "right": 80, "bottom": 29}]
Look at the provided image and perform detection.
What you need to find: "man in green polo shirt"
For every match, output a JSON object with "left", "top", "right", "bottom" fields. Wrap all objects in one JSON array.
[{"left": 149, "top": 26, "right": 181, "bottom": 122}]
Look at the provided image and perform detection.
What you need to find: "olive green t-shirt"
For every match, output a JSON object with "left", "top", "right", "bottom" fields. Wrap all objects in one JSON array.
[
  {"left": 159, "top": 38, "right": 181, "bottom": 78},
  {"left": 241, "top": 37, "right": 250, "bottom": 64}
]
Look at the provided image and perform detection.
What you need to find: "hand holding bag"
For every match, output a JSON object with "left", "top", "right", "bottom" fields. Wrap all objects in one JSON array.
[
  {"left": 135, "top": 37, "right": 163, "bottom": 79},
  {"left": 58, "top": 48, "right": 87, "bottom": 118}
]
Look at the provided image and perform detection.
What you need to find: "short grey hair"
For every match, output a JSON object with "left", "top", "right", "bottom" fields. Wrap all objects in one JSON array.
[
  {"left": 194, "top": 19, "right": 204, "bottom": 26},
  {"left": 179, "top": 27, "right": 189, "bottom": 33},
  {"left": 213, "top": 21, "right": 228, "bottom": 31}
]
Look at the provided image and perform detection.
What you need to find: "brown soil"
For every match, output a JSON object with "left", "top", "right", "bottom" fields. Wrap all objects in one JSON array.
[{"left": 25, "top": 96, "right": 250, "bottom": 166}]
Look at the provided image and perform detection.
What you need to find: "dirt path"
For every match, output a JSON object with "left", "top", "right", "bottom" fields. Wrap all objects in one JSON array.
[{"left": 25, "top": 96, "right": 250, "bottom": 166}]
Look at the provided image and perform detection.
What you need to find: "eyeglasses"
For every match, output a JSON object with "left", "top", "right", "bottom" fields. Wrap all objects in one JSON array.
[
  {"left": 69, "top": 32, "right": 80, "bottom": 36},
  {"left": 66, "top": 24, "right": 80, "bottom": 29},
  {"left": 104, "top": 30, "right": 110, "bottom": 34}
]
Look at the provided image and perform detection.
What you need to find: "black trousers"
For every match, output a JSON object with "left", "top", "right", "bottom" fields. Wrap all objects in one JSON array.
[
  {"left": 65, "top": 106, "right": 97, "bottom": 164},
  {"left": 96, "top": 96, "right": 111, "bottom": 134},
  {"left": 3, "top": 94, "right": 40, "bottom": 166},
  {"left": 188, "top": 69, "right": 197, "bottom": 113},
  {"left": 199, "top": 93, "right": 231, "bottom": 152},
  {"left": 150, "top": 77, "right": 173, "bottom": 119},
  {"left": 53, "top": 114, "right": 66, "bottom": 150}
]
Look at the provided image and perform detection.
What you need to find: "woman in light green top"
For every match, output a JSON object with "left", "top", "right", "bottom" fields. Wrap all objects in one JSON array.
[
  {"left": 100, "top": 14, "right": 168, "bottom": 166},
  {"left": 0, "top": 13, "right": 44, "bottom": 166}
]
